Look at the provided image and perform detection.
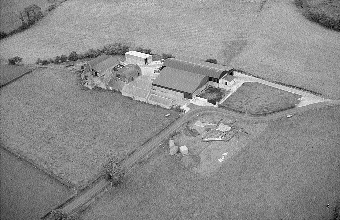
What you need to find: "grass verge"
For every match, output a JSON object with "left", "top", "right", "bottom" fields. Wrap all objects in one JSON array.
[{"left": 219, "top": 82, "right": 301, "bottom": 115}]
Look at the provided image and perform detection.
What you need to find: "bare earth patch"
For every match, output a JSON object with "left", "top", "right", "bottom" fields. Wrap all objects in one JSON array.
[
  {"left": 220, "top": 82, "right": 301, "bottom": 115},
  {"left": 0, "top": 68, "right": 179, "bottom": 188}
]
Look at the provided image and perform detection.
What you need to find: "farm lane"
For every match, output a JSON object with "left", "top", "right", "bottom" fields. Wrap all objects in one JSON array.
[{"left": 45, "top": 99, "right": 339, "bottom": 218}]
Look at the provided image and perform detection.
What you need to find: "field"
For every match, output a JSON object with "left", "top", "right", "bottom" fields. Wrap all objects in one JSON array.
[
  {"left": 0, "top": 0, "right": 261, "bottom": 63},
  {"left": 295, "top": 0, "right": 340, "bottom": 31},
  {"left": 0, "top": 0, "right": 50, "bottom": 33},
  {"left": 220, "top": 82, "right": 301, "bottom": 115},
  {"left": 230, "top": 0, "right": 340, "bottom": 99},
  {"left": 0, "top": 67, "right": 179, "bottom": 188},
  {"left": 0, "top": 148, "right": 71, "bottom": 220},
  {"left": 81, "top": 105, "right": 340, "bottom": 220}
]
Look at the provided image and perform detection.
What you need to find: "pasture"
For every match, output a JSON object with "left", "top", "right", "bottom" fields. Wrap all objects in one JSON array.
[
  {"left": 0, "top": 67, "right": 179, "bottom": 188},
  {"left": 0, "top": 0, "right": 261, "bottom": 63}
]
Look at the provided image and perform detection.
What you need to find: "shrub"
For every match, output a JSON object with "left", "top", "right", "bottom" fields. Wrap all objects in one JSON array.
[
  {"left": 8, "top": 56, "right": 23, "bottom": 65},
  {"left": 60, "top": 55, "right": 68, "bottom": 63},
  {"left": 41, "top": 59, "right": 50, "bottom": 65},
  {"left": 68, "top": 51, "right": 78, "bottom": 61},
  {"left": 48, "top": 4, "right": 57, "bottom": 12},
  {"left": 0, "top": 31, "right": 7, "bottom": 40},
  {"left": 103, "top": 43, "right": 130, "bottom": 55},
  {"left": 135, "top": 46, "right": 152, "bottom": 54},
  {"left": 35, "top": 58, "right": 42, "bottom": 64},
  {"left": 54, "top": 56, "right": 62, "bottom": 63},
  {"left": 162, "top": 53, "right": 174, "bottom": 59},
  {"left": 84, "top": 48, "right": 101, "bottom": 58},
  {"left": 205, "top": 58, "right": 218, "bottom": 64},
  {"left": 104, "top": 160, "right": 125, "bottom": 187}
]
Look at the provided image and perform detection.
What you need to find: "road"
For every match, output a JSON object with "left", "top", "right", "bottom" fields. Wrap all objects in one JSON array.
[{"left": 42, "top": 99, "right": 340, "bottom": 219}]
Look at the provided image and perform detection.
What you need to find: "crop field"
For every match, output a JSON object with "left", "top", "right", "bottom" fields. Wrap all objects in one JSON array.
[
  {"left": 0, "top": 0, "right": 262, "bottom": 64},
  {"left": 230, "top": 0, "right": 340, "bottom": 99},
  {"left": 81, "top": 105, "right": 340, "bottom": 220},
  {"left": 0, "top": 67, "right": 179, "bottom": 188},
  {"left": 220, "top": 82, "right": 301, "bottom": 115},
  {"left": 0, "top": 0, "right": 50, "bottom": 33}
]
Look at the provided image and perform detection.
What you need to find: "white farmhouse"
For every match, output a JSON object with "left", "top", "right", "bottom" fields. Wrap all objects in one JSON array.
[{"left": 125, "top": 51, "right": 152, "bottom": 65}]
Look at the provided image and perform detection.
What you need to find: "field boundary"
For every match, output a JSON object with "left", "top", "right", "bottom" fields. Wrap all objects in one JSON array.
[
  {"left": 40, "top": 100, "right": 339, "bottom": 219},
  {"left": 0, "top": 144, "right": 76, "bottom": 190}
]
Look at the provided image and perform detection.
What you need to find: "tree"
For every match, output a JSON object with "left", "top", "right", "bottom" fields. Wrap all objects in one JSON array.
[
  {"left": 68, "top": 51, "right": 78, "bottom": 61},
  {"left": 0, "top": 31, "right": 7, "bottom": 40},
  {"left": 8, "top": 56, "right": 23, "bottom": 65},
  {"left": 205, "top": 58, "right": 218, "bottom": 64},
  {"left": 60, "top": 54, "right": 68, "bottom": 63},
  {"left": 135, "top": 46, "right": 152, "bottom": 54},
  {"left": 162, "top": 53, "right": 174, "bottom": 59},
  {"left": 35, "top": 58, "right": 42, "bottom": 64}
]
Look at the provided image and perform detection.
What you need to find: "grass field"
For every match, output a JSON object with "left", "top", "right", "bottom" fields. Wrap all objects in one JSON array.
[
  {"left": 0, "top": 148, "right": 71, "bottom": 220},
  {"left": 0, "top": 0, "right": 50, "bottom": 33},
  {"left": 230, "top": 0, "right": 340, "bottom": 99},
  {"left": 220, "top": 82, "right": 301, "bottom": 115},
  {"left": 294, "top": 0, "right": 340, "bottom": 31},
  {"left": 0, "top": 67, "right": 179, "bottom": 188},
  {"left": 0, "top": 0, "right": 261, "bottom": 64},
  {"left": 81, "top": 105, "right": 340, "bottom": 220}
]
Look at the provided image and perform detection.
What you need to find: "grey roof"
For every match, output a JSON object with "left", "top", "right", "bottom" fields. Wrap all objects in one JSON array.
[
  {"left": 152, "top": 67, "right": 207, "bottom": 94},
  {"left": 163, "top": 57, "right": 230, "bottom": 79},
  {"left": 89, "top": 55, "right": 121, "bottom": 73}
]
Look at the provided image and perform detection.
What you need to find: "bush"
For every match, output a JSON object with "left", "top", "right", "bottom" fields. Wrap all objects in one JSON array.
[
  {"left": 84, "top": 48, "right": 101, "bottom": 58},
  {"left": 35, "top": 58, "right": 42, "bottom": 64},
  {"left": 103, "top": 43, "right": 130, "bottom": 55},
  {"left": 8, "top": 56, "right": 23, "bottom": 65},
  {"left": 48, "top": 4, "right": 57, "bottom": 12},
  {"left": 41, "top": 59, "right": 50, "bottom": 65},
  {"left": 0, "top": 31, "right": 7, "bottom": 40},
  {"left": 54, "top": 56, "right": 62, "bottom": 63},
  {"left": 162, "top": 53, "right": 174, "bottom": 59},
  {"left": 135, "top": 46, "right": 152, "bottom": 54},
  {"left": 60, "top": 55, "right": 68, "bottom": 63},
  {"left": 205, "top": 58, "right": 218, "bottom": 64},
  {"left": 68, "top": 51, "right": 78, "bottom": 61}
]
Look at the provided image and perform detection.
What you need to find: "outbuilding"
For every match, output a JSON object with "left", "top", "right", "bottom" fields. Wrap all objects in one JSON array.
[
  {"left": 125, "top": 51, "right": 152, "bottom": 65},
  {"left": 163, "top": 57, "right": 232, "bottom": 83},
  {"left": 113, "top": 64, "right": 141, "bottom": 83},
  {"left": 152, "top": 67, "right": 208, "bottom": 99}
]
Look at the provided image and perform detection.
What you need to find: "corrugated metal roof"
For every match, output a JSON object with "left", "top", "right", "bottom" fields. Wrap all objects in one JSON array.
[
  {"left": 163, "top": 57, "right": 230, "bottom": 79},
  {"left": 152, "top": 67, "right": 207, "bottom": 94},
  {"left": 125, "top": 51, "right": 152, "bottom": 59},
  {"left": 87, "top": 55, "right": 110, "bottom": 68},
  {"left": 92, "top": 56, "right": 121, "bottom": 73}
]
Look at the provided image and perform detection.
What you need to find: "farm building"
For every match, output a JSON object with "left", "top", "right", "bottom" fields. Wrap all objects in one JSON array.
[
  {"left": 163, "top": 57, "right": 232, "bottom": 83},
  {"left": 113, "top": 64, "right": 141, "bottom": 83},
  {"left": 125, "top": 51, "right": 152, "bottom": 65},
  {"left": 151, "top": 67, "right": 209, "bottom": 100},
  {"left": 83, "top": 55, "right": 121, "bottom": 77}
]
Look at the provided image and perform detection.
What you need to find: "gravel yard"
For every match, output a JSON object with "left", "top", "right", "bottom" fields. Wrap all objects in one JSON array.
[
  {"left": 81, "top": 105, "right": 340, "bottom": 220},
  {"left": 220, "top": 82, "right": 301, "bottom": 115},
  {"left": 0, "top": 67, "right": 179, "bottom": 188}
]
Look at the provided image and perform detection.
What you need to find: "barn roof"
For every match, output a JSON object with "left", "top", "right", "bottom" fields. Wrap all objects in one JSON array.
[
  {"left": 163, "top": 57, "right": 230, "bottom": 79},
  {"left": 152, "top": 67, "right": 207, "bottom": 94},
  {"left": 88, "top": 55, "right": 121, "bottom": 73},
  {"left": 125, "top": 51, "right": 152, "bottom": 59}
]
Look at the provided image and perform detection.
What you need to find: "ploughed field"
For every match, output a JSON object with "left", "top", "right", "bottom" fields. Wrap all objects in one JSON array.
[
  {"left": 0, "top": 68, "right": 179, "bottom": 188},
  {"left": 220, "top": 82, "right": 301, "bottom": 115}
]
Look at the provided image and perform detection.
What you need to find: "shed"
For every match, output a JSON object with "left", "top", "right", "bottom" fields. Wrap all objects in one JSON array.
[
  {"left": 85, "top": 55, "right": 121, "bottom": 77},
  {"left": 113, "top": 64, "right": 141, "bottom": 83},
  {"left": 125, "top": 51, "right": 152, "bottom": 65},
  {"left": 152, "top": 67, "right": 208, "bottom": 99},
  {"left": 163, "top": 57, "right": 231, "bottom": 83}
]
